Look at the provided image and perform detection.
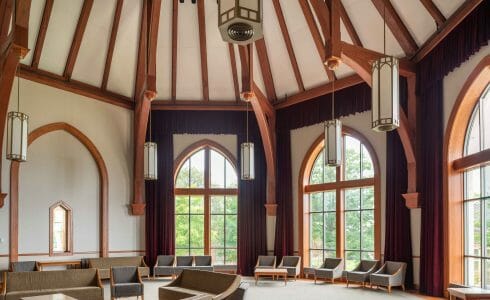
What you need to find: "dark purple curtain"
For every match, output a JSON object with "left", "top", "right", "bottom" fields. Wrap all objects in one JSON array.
[
  {"left": 273, "top": 82, "right": 372, "bottom": 257},
  {"left": 417, "top": 2, "right": 489, "bottom": 296},
  {"left": 145, "top": 111, "right": 267, "bottom": 274}
]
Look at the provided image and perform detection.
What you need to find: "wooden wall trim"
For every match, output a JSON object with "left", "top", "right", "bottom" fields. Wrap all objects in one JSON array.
[
  {"left": 443, "top": 55, "right": 490, "bottom": 291},
  {"left": 298, "top": 126, "right": 382, "bottom": 270},
  {"left": 9, "top": 122, "right": 109, "bottom": 262}
]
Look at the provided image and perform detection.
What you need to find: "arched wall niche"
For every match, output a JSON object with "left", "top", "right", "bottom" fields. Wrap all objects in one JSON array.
[{"left": 9, "top": 122, "right": 109, "bottom": 262}]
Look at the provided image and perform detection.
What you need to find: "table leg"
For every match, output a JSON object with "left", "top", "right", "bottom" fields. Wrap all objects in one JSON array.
[
  {"left": 284, "top": 274, "right": 287, "bottom": 286},
  {"left": 255, "top": 274, "right": 258, "bottom": 286}
]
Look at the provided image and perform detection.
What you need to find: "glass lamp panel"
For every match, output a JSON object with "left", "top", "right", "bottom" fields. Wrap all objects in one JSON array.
[
  {"left": 345, "top": 136, "right": 361, "bottom": 180},
  {"left": 144, "top": 142, "right": 157, "bottom": 180},
  {"left": 6, "top": 112, "right": 28, "bottom": 161},
  {"left": 239, "top": 0, "right": 259, "bottom": 10},
  {"left": 371, "top": 57, "right": 399, "bottom": 132},
  {"left": 241, "top": 143, "right": 255, "bottom": 180},
  {"left": 210, "top": 150, "right": 226, "bottom": 188},
  {"left": 190, "top": 150, "right": 205, "bottom": 188},
  {"left": 324, "top": 120, "right": 342, "bottom": 166}
]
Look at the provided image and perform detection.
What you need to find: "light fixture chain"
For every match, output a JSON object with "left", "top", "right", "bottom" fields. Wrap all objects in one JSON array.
[
  {"left": 332, "top": 76, "right": 335, "bottom": 121},
  {"left": 383, "top": 1, "right": 386, "bottom": 55},
  {"left": 17, "top": 64, "right": 20, "bottom": 112},
  {"left": 246, "top": 101, "right": 249, "bottom": 143}
]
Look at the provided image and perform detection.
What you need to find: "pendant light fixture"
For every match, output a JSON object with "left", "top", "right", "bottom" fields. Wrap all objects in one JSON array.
[
  {"left": 371, "top": 3, "right": 399, "bottom": 132},
  {"left": 144, "top": 110, "right": 158, "bottom": 180},
  {"left": 6, "top": 65, "right": 29, "bottom": 162},
  {"left": 324, "top": 77, "right": 342, "bottom": 167},
  {"left": 218, "top": 0, "right": 263, "bottom": 45},
  {"left": 241, "top": 101, "right": 255, "bottom": 180}
]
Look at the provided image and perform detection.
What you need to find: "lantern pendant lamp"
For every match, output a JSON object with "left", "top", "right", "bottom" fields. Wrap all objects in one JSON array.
[
  {"left": 241, "top": 102, "right": 255, "bottom": 180},
  {"left": 218, "top": 0, "right": 263, "bottom": 45},
  {"left": 6, "top": 66, "right": 28, "bottom": 162},
  {"left": 371, "top": 3, "right": 399, "bottom": 132},
  {"left": 144, "top": 111, "right": 158, "bottom": 180},
  {"left": 324, "top": 77, "right": 342, "bottom": 167}
]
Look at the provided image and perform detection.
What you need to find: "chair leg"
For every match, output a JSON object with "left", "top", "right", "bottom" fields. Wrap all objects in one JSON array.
[
  {"left": 331, "top": 278, "right": 334, "bottom": 284},
  {"left": 388, "top": 286, "right": 391, "bottom": 293},
  {"left": 402, "top": 284, "right": 405, "bottom": 291},
  {"left": 346, "top": 280, "right": 349, "bottom": 287},
  {"left": 314, "top": 275, "right": 317, "bottom": 284}
]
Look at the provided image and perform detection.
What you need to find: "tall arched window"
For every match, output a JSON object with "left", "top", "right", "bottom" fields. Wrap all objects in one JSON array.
[
  {"left": 174, "top": 141, "right": 238, "bottom": 265},
  {"left": 463, "top": 84, "right": 490, "bottom": 287},
  {"left": 300, "top": 128, "right": 380, "bottom": 271}
]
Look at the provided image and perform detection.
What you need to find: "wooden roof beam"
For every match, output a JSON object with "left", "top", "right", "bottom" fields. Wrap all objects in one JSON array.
[
  {"left": 371, "top": 0, "right": 418, "bottom": 56},
  {"left": 339, "top": 0, "right": 362, "bottom": 47},
  {"left": 419, "top": 0, "right": 446, "bottom": 28},
  {"left": 31, "top": 0, "right": 53, "bottom": 69},
  {"left": 152, "top": 100, "right": 247, "bottom": 111},
  {"left": 101, "top": 0, "right": 123, "bottom": 90},
  {"left": 197, "top": 0, "right": 208, "bottom": 101},
  {"left": 171, "top": 0, "right": 178, "bottom": 100},
  {"left": 63, "top": 0, "right": 94, "bottom": 79},
  {"left": 271, "top": 0, "right": 304, "bottom": 91},
  {"left": 227, "top": 43, "right": 240, "bottom": 101},
  {"left": 255, "top": 38, "right": 277, "bottom": 103}
]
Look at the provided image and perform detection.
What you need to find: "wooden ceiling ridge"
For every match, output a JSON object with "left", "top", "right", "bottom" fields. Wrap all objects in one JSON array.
[
  {"left": 197, "top": 0, "right": 209, "bottom": 101},
  {"left": 101, "top": 0, "right": 123, "bottom": 90},
  {"left": 171, "top": 0, "right": 178, "bottom": 101},
  {"left": 30, "top": 0, "right": 53, "bottom": 69}
]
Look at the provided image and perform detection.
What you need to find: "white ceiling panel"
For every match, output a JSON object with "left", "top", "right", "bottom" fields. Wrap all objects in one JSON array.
[
  {"left": 391, "top": 0, "right": 434, "bottom": 46},
  {"left": 433, "top": 0, "right": 465, "bottom": 19},
  {"left": 340, "top": 19, "right": 354, "bottom": 44},
  {"left": 106, "top": 0, "right": 142, "bottom": 98},
  {"left": 38, "top": 0, "right": 84, "bottom": 75},
  {"left": 253, "top": 46, "right": 266, "bottom": 98},
  {"left": 72, "top": 0, "right": 116, "bottom": 87},
  {"left": 156, "top": 0, "right": 173, "bottom": 100},
  {"left": 21, "top": 0, "right": 46, "bottom": 65}
]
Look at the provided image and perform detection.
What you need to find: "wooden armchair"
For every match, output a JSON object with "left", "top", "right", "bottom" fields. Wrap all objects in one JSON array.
[{"left": 110, "top": 266, "right": 144, "bottom": 300}]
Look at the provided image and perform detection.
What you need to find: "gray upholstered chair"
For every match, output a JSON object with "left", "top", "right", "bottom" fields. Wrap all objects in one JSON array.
[
  {"left": 370, "top": 261, "right": 407, "bottom": 293},
  {"left": 255, "top": 256, "right": 276, "bottom": 270},
  {"left": 313, "top": 258, "right": 344, "bottom": 284},
  {"left": 10, "top": 261, "right": 38, "bottom": 272},
  {"left": 277, "top": 256, "right": 301, "bottom": 280},
  {"left": 345, "top": 260, "right": 380, "bottom": 287},
  {"left": 174, "top": 256, "right": 194, "bottom": 276},
  {"left": 194, "top": 255, "right": 213, "bottom": 271},
  {"left": 153, "top": 255, "right": 175, "bottom": 279},
  {"left": 110, "top": 266, "right": 144, "bottom": 300}
]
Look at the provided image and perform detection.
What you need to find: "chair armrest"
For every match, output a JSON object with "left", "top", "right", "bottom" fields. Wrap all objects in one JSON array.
[
  {"left": 95, "top": 269, "right": 104, "bottom": 288},
  {"left": 1, "top": 271, "right": 6, "bottom": 295},
  {"left": 110, "top": 269, "right": 115, "bottom": 287},
  {"left": 366, "top": 263, "right": 378, "bottom": 273},
  {"left": 390, "top": 267, "right": 404, "bottom": 284},
  {"left": 141, "top": 258, "right": 149, "bottom": 268},
  {"left": 137, "top": 269, "right": 144, "bottom": 284},
  {"left": 373, "top": 264, "right": 386, "bottom": 274}
]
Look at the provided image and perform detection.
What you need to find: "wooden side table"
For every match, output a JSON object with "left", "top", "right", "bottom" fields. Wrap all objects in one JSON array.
[
  {"left": 21, "top": 294, "right": 77, "bottom": 300},
  {"left": 448, "top": 287, "right": 490, "bottom": 299},
  {"left": 254, "top": 268, "right": 288, "bottom": 286}
]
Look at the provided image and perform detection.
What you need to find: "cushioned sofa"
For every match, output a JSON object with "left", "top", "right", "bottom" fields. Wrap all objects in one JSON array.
[
  {"left": 88, "top": 256, "right": 150, "bottom": 279},
  {"left": 159, "top": 269, "right": 241, "bottom": 300},
  {"left": 1, "top": 269, "right": 103, "bottom": 300}
]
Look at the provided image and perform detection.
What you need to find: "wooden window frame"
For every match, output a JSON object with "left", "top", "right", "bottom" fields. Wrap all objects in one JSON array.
[
  {"left": 173, "top": 139, "right": 238, "bottom": 263},
  {"left": 298, "top": 126, "right": 381, "bottom": 269},
  {"left": 49, "top": 201, "right": 73, "bottom": 257},
  {"left": 444, "top": 56, "right": 490, "bottom": 290}
]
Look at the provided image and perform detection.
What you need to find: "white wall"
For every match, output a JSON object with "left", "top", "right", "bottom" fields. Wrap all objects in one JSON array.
[{"left": 0, "top": 79, "right": 143, "bottom": 270}]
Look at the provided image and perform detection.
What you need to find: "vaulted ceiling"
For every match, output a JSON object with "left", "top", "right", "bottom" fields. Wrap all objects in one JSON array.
[{"left": 20, "top": 0, "right": 468, "bottom": 109}]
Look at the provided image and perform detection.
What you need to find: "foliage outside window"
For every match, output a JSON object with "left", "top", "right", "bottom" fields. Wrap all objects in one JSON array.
[
  {"left": 175, "top": 146, "right": 238, "bottom": 265},
  {"left": 464, "top": 85, "right": 490, "bottom": 288},
  {"left": 306, "top": 134, "right": 376, "bottom": 270}
]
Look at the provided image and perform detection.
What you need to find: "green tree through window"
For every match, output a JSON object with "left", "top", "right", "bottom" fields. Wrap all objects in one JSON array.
[{"left": 175, "top": 145, "right": 238, "bottom": 264}]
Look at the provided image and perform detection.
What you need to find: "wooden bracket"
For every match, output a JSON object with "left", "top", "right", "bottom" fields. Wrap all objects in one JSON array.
[
  {"left": 402, "top": 192, "right": 420, "bottom": 209},
  {"left": 264, "top": 204, "right": 278, "bottom": 216},
  {"left": 131, "top": 203, "right": 146, "bottom": 216}
]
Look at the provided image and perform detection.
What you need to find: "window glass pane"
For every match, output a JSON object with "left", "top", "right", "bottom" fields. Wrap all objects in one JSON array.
[
  {"left": 175, "top": 215, "right": 189, "bottom": 248},
  {"left": 362, "top": 187, "right": 375, "bottom": 209},
  {"left": 324, "top": 191, "right": 336, "bottom": 212},
  {"left": 361, "top": 210, "right": 375, "bottom": 251},
  {"left": 465, "top": 168, "right": 481, "bottom": 200},
  {"left": 310, "top": 250, "right": 323, "bottom": 268},
  {"left": 345, "top": 211, "right": 360, "bottom": 250},
  {"left": 345, "top": 251, "right": 360, "bottom": 271},
  {"left": 175, "top": 196, "right": 189, "bottom": 214},
  {"left": 212, "top": 249, "right": 225, "bottom": 265},
  {"left": 345, "top": 136, "right": 361, "bottom": 180},
  {"left": 361, "top": 251, "right": 374, "bottom": 260},
  {"left": 309, "top": 153, "right": 324, "bottom": 184},
  {"left": 324, "top": 250, "right": 336, "bottom": 259},
  {"left": 225, "top": 215, "right": 238, "bottom": 247},
  {"left": 225, "top": 196, "right": 238, "bottom": 214},
  {"left": 310, "top": 193, "right": 323, "bottom": 212},
  {"left": 465, "top": 106, "right": 481, "bottom": 156},
  {"left": 190, "top": 196, "right": 204, "bottom": 214},
  {"left": 324, "top": 212, "right": 336, "bottom": 250},
  {"left": 361, "top": 145, "right": 374, "bottom": 179},
  {"left": 225, "top": 249, "right": 237, "bottom": 264},
  {"left": 210, "top": 150, "right": 225, "bottom": 188},
  {"left": 485, "top": 259, "right": 490, "bottom": 289},
  {"left": 176, "top": 160, "right": 190, "bottom": 188},
  {"left": 211, "top": 215, "right": 224, "bottom": 248},
  {"left": 225, "top": 159, "right": 238, "bottom": 188},
  {"left": 52, "top": 206, "right": 67, "bottom": 252},
  {"left": 190, "top": 150, "right": 205, "bottom": 188},
  {"left": 465, "top": 201, "right": 481, "bottom": 256},
  {"left": 486, "top": 200, "right": 490, "bottom": 257},
  {"left": 190, "top": 249, "right": 204, "bottom": 256},
  {"left": 211, "top": 196, "right": 224, "bottom": 214},
  {"left": 345, "top": 188, "right": 361, "bottom": 210},
  {"left": 484, "top": 166, "right": 490, "bottom": 198},
  {"left": 310, "top": 213, "right": 323, "bottom": 249},
  {"left": 190, "top": 215, "right": 204, "bottom": 248},
  {"left": 482, "top": 86, "right": 490, "bottom": 150},
  {"left": 175, "top": 248, "right": 189, "bottom": 256},
  {"left": 466, "top": 257, "right": 482, "bottom": 287}
]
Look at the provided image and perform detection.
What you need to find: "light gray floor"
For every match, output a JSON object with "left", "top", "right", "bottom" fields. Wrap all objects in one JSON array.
[{"left": 103, "top": 277, "right": 428, "bottom": 300}]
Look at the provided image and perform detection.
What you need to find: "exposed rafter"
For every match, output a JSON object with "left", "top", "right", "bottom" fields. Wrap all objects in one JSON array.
[
  {"left": 171, "top": 0, "right": 178, "bottom": 100},
  {"left": 419, "top": 0, "right": 446, "bottom": 28},
  {"left": 339, "top": 0, "right": 362, "bottom": 47},
  {"left": 31, "top": 0, "right": 53, "bottom": 69},
  {"left": 238, "top": 44, "right": 251, "bottom": 95},
  {"left": 298, "top": 0, "right": 335, "bottom": 81},
  {"left": 227, "top": 43, "right": 240, "bottom": 101},
  {"left": 63, "top": 0, "right": 94, "bottom": 79},
  {"left": 371, "top": 0, "right": 418, "bottom": 56},
  {"left": 271, "top": 0, "right": 304, "bottom": 91},
  {"left": 308, "top": 0, "right": 330, "bottom": 42},
  {"left": 197, "top": 0, "right": 209, "bottom": 101},
  {"left": 255, "top": 38, "right": 277, "bottom": 103},
  {"left": 101, "top": 0, "right": 123, "bottom": 90},
  {"left": 152, "top": 100, "right": 247, "bottom": 111}
]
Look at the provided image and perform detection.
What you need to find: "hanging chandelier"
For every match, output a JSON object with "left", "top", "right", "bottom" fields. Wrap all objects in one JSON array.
[
  {"left": 144, "top": 110, "right": 157, "bottom": 180},
  {"left": 6, "top": 65, "right": 28, "bottom": 162},
  {"left": 371, "top": 3, "right": 399, "bottom": 132},
  {"left": 324, "top": 76, "right": 342, "bottom": 167},
  {"left": 217, "top": 0, "right": 263, "bottom": 45},
  {"left": 241, "top": 101, "right": 255, "bottom": 180}
]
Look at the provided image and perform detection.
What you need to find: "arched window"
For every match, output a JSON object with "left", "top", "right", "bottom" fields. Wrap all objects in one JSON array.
[
  {"left": 49, "top": 201, "right": 72, "bottom": 256},
  {"left": 174, "top": 141, "right": 238, "bottom": 265},
  {"left": 463, "top": 84, "right": 490, "bottom": 287},
  {"left": 300, "top": 128, "right": 380, "bottom": 270}
]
